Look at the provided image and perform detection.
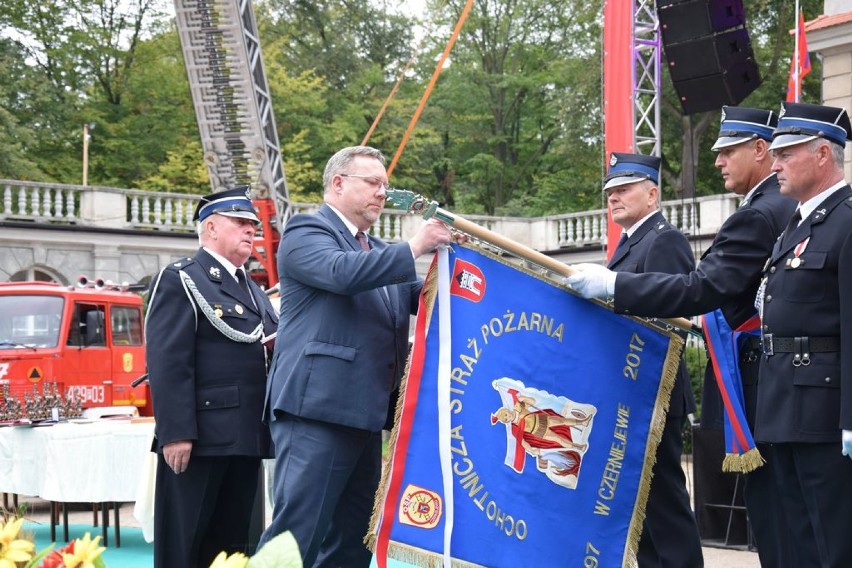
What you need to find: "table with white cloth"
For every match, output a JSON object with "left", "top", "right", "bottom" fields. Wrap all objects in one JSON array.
[{"left": 0, "top": 419, "right": 155, "bottom": 546}]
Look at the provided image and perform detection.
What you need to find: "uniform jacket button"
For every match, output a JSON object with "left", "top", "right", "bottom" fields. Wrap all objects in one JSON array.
[
  {"left": 770, "top": 267, "right": 776, "bottom": 273},
  {"left": 205, "top": 400, "right": 211, "bottom": 406},
  {"left": 765, "top": 295, "right": 772, "bottom": 303},
  {"left": 825, "top": 377, "right": 832, "bottom": 384}
]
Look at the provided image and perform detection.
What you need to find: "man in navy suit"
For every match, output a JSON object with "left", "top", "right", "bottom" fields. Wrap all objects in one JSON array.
[
  {"left": 567, "top": 108, "right": 797, "bottom": 566},
  {"left": 599, "top": 153, "right": 704, "bottom": 567},
  {"left": 755, "top": 102, "right": 852, "bottom": 566},
  {"left": 259, "top": 146, "right": 454, "bottom": 566},
  {"left": 146, "top": 186, "right": 278, "bottom": 567}
]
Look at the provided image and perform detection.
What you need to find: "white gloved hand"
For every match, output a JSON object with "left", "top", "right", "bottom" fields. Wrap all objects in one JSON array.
[
  {"left": 842, "top": 430, "right": 852, "bottom": 461},
  {"left": 563, "top": 263, "right": 617, "bottom": 299}
]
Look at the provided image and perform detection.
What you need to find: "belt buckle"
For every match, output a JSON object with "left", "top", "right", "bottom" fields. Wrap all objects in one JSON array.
[{"left": 761, "top": 333, "right": 774, "bottom": 356}]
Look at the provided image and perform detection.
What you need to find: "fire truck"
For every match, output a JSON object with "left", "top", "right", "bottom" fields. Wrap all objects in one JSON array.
[
  {"left": 0, "top": 278, "right": 151, "bottom": 418},
  {"left": 1, "top": 2, "right": 289, "bottom": 419}
]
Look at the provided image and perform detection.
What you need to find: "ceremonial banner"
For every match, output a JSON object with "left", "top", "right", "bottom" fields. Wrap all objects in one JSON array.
[
  {"left": 369, "top": 245, "right": 684, "bottom": 567},
  {"left": 701, "top": 309, "right": 763, "bottom": 473}
]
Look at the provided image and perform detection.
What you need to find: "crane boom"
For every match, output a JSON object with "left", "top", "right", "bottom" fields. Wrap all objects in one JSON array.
[{"left": 173, "top": 0, "right": 288, "bottom": 285}]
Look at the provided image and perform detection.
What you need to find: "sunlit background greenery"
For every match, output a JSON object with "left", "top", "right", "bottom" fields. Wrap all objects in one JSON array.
[{"left": 0, "top": 0, "right": 822, "bottom": 216}]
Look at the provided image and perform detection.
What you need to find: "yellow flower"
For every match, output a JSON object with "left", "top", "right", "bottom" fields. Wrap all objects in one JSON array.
[
  {"left": 0, "top": 517, "right": 35, "bottom": 565},
  {"left": 208, "top": 550, "right": 250, "bottom": 568},
  {"left": 60, "top": 532, "right": 106, "bottom": 568}
]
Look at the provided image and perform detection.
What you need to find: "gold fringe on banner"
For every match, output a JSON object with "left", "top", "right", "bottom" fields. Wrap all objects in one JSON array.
[
  {"left": 722, "top": 447, "right": 766, "bottom": 473},
  {"left": 621, "top": 333, "right": 683, "bottom": 568}
]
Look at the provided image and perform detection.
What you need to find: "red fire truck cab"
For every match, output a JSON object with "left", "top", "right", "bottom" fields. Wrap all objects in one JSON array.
[{"left": 0, "top": 279, "right": 151, "bottom": 417}]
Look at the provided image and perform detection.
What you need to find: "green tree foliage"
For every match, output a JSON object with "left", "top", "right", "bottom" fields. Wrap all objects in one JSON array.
[
  {"left": 0, "top": 0, "right": 828, "bottom": 213},
  {"left": 0, "top": 38, "right": 44, "bottom": 179},
  {"left": 413, "top": 0, "right": 603, "bottom": 214},
  {"left": 260, "top": 0, "right": 418, "bottom": 200}
]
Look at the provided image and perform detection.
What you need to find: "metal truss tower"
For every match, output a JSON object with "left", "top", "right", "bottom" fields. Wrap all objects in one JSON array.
[{"left": 633, "top": 0, "right": 662, "bottom": 157}]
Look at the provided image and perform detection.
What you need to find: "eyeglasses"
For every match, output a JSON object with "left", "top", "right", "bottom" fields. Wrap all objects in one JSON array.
[{"left": 340, "top": 173, "right": 390, "bottom": 191}]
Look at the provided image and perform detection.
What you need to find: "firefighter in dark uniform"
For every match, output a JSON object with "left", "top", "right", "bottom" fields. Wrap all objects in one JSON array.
[
  {"left": 145, "top": 186, "right": 277, "bottom": 567},
  {"left": 756, "top": 102, "right": 852, "bottom": 567},
  {"left": 566, "top": 107, "right": 798, "bottom": 566},
  {"left": 601, "top": 153, "right": 704, "bottom": 567}
]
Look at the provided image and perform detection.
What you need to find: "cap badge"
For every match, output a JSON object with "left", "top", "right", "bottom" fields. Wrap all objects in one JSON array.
[
  {"left": 720, "top": 108, "right": 726, "bottom": 121},
  {"left": 243, "top": 187, "right": 251, "bottom": 200},
  {"left": 609, "top": 154, "right": 618, "bottom": 167},
  {"left": 779, "top": 105, "right": 786, "bottom": 118}
]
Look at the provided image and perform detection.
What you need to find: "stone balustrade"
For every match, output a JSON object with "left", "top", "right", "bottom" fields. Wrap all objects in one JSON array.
[{"left": 0, "top": 179, "right": 739, "bottom": 250}]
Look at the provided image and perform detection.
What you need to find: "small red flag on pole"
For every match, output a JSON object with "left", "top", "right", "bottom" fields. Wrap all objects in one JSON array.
[{"left": 786, "top": 9, "right": 811, "bottom": 103}]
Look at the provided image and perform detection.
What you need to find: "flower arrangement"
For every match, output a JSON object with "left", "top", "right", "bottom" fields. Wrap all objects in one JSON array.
[
  {"left": 0, "top": 517, "right": 105, "bottom": 568},
  {"left": 0, "top": 516, "right": 301, "bottom": 568}
]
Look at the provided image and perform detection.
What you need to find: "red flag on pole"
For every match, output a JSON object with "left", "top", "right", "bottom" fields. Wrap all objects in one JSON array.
[{"left": 786, "top": 10, "right": 811, "bottom": 103}]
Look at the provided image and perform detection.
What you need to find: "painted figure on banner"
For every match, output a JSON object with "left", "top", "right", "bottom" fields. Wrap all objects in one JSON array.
[{"left": 491, "top": 377, "right": 596, "bottom": 489}]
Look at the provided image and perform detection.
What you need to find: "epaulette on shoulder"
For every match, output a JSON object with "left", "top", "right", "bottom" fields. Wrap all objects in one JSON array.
[{"left": 164, "top": 257, "right": 195, "bottom": 272}]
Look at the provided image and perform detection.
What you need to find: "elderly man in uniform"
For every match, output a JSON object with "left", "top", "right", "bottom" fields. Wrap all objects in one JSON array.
[
  {"left": 597, "top": 153, "right": 704, "bottom": 567},
  {"left": 754, "top": 102, "right": 852, "bottom": 566},
  {"left": 146, "top": 186, "right": 278, "bottom": 567},
  {"left": 567, "top": 107, "right": 797, "bottom": 566}
]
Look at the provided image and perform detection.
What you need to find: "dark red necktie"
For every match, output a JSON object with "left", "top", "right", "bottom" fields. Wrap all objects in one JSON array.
[{"left": 355, "top": 231, "right": 371, "bottom": 252}]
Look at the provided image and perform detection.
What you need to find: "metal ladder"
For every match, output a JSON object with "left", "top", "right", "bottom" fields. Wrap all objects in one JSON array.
[{"left": 174, "top": 0, "right": 289, "bottom": 284}]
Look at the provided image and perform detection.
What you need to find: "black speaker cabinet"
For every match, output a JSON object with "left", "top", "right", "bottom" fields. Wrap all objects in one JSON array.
[
  {"left": 672, "top": 57, "right": 761, "bottom": 114},
  {"left": 657, "top": 0, "right": 760, "bottom": 114},
  {"left": 659, "top": 0, "right": 745, "bottom": 45},
  {"left": 665, "top": 27, "right": 753, "bottom": 83}
]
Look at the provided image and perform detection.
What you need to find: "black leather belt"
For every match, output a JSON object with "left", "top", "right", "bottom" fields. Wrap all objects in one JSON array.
[{"left": 761, "top": 334, "right": 840, "bottom": 366}]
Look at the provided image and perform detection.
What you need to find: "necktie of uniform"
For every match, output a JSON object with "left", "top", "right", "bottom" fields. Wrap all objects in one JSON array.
[
  {"left": 781, "top": 209, "right": 802, "bottom": 248},
  {"left": 611, "top": 232, "right": 628, "bottom": 257},
  {"left": 355, "top": 231, "right": 371, "bottom": 252},
  {"left": 236, "top": 268, "right": 251, "bottom": 299}
]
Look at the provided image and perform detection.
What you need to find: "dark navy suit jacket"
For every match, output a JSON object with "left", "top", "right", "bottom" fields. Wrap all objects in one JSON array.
[
  {"left": 608, "top": 210, "right": 696, "bottom": 417},
  {"left": 265, "top": 204, "right": 421, "bottom": 433}
]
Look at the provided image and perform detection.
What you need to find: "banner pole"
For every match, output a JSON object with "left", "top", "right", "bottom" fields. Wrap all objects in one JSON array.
[{"left": 388, "top": 188, "right": 697, "bottom": 335}]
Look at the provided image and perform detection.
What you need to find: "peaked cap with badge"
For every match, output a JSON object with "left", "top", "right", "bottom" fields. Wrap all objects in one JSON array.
[
  {"left": 193, "top": 185, "right": 260, "bottom": 223},
  {"left": 769, "top": 102, "right": 852, "bottom": 151},
  {"left": 604, "top": 152, "right": 661, "bottom": 191},
  {"left": 712, "top": 106, "right": 778, "bottom": 151}
]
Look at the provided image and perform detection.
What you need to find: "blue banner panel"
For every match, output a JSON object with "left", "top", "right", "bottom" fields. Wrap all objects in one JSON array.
[{"left": 372, "top": 246, "right": 683, "bottom": 568}]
